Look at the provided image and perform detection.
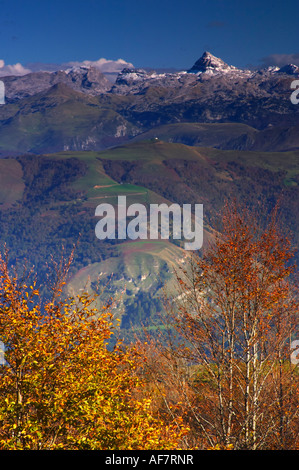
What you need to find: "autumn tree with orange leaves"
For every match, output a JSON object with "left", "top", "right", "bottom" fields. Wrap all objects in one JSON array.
[
  {"left": 143, "top": 201, "right": 299, "bottom": 450},
  {"left": 0, "top": 251, "right": 186, "bottom": 450}
]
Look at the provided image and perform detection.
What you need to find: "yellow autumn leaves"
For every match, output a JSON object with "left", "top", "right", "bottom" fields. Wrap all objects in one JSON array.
[{"left": 0, "top": 254, "right": 185, "bottom": 450}]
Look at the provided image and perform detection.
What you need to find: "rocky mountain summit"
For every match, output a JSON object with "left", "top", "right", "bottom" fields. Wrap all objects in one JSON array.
[{"left": 188, "top": 51, "right": 239, "bottom": 74}]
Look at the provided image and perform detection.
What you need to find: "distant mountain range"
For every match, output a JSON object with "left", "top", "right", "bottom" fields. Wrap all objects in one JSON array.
[
  {"left": 0, "top": 51, "right": 298, "bottom": 156},
  {"left": 3, "top": 51, "right": 299, "bottom": 100}
]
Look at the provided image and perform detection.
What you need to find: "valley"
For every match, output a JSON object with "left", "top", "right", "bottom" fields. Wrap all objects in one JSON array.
[
  {"left": 0, "top": 135, "right": 298, "bottom": 335},
  {"left": 0, "top": 51, "right": 298, "bottom": 336}
]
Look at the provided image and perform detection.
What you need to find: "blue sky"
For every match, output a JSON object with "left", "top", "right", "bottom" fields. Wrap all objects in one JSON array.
[{"left": 0, "top": 0, "right": 298, "bottom": 72}]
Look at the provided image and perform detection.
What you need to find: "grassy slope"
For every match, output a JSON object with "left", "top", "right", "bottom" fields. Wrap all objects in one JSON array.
[
  {"left": 98, "top": 139, "right": 299, "bottom": 176},
  {"left": 132, "top": 122, "right": 258, "bottom": 147},
  {"left": 201, "top": 147, "right": 299, "bottom": 186},
  {"left": 40, "top": 149, "right": 170, "bottom": 207},
  {"left": 66, "top": 239, "right": 189, "bottom": 320},
  {"left": 42, "top": 140, "right": 299, "bottom": 246}
]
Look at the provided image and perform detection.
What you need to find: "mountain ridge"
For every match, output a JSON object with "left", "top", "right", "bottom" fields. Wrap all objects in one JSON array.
[
  {"left": 2, "top": 51, "right": 299, "bottom": 103},
  {"left": 2, "top": 66, "right": 111, "bottom": 102}
]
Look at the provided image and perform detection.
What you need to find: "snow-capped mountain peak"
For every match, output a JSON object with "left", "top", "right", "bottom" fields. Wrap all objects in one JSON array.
[{"left": 188, "top": 51, "right": 237, "bottom": 74}]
